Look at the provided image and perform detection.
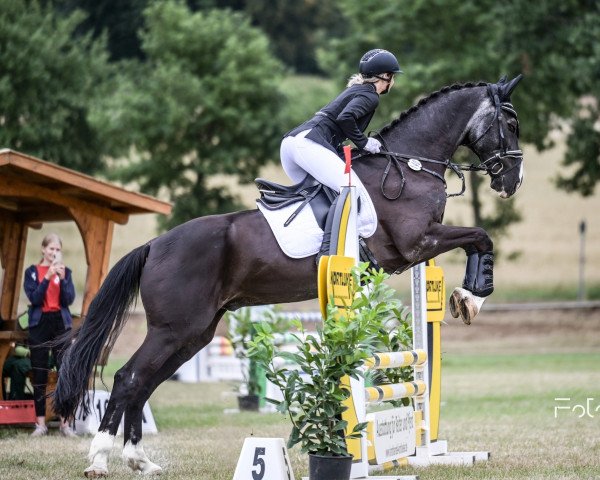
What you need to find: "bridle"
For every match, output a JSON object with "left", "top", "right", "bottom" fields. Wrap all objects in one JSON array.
[
  {"left": 362, "top": 82, "right": 523, "bottom": 200},
  {"left": 463, "top": 82, "right": 523, "bottom": 178}
]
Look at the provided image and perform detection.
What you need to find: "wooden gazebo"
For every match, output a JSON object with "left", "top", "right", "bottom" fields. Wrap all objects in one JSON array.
[{"left": 0, "top": 149, "right": 172, "bottom": 400}]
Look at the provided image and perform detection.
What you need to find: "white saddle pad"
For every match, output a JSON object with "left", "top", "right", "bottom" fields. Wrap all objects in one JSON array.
[{"left": 257, "top": 192, "right": 377, "bottom": 259}]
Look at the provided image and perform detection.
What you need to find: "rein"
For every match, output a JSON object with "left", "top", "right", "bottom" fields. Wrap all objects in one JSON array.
[{"left": 357, "top": 137, "right": 470, "bottom": 200}]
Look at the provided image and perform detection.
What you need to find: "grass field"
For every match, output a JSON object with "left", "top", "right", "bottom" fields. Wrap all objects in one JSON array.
[{"left": 1, "top": 308, "right": 599, "bottom": 479}]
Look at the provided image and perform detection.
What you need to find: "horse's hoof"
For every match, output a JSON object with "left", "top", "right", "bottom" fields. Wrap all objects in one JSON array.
[
  {"left": 123, "top": 440, "right": 163, "bottom": 475},
  {"left": 450, "top": 287, "right": 478, "bottom": 325},
  {"left": 450, "top": 287, "right": 488, "bottom": 325},
  {"left": 449, "top": 290, "right": 460, "bottom": 318},
  {"left": 84, "top": 466, "right": 108, "bottom": 478},
  {"left": 126, "top": 460, "right": 162, "bottom": 476},
  {"left": 461, "top": 298, "right": 478, "bottom": 325},
  {"left": 143, "top": 464, "right": 162, "bottom": 476}
]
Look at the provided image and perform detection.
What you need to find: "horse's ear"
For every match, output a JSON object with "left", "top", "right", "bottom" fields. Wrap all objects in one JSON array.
[{"left": 499, "top": 74, "right": 523, "bottom": 101}]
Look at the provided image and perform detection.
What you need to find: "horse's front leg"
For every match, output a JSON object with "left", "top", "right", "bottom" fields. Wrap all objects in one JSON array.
[{"left": 418, "top": 224, "right": 494, "bottom": 325}]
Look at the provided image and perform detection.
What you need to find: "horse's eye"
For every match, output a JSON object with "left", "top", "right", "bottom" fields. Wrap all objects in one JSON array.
[{"left": 507, "top": 123, "right": 516, "bottom": 133}]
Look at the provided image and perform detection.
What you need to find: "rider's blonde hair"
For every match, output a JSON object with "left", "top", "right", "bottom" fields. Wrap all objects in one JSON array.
[
  {"left": 347, "top": 72, "right": 395, "bottom": 88},
  {"left": 347, "top": 73, "right": 379, "bottom": 87}
]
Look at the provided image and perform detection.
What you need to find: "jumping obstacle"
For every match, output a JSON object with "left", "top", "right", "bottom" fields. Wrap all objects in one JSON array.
[
  {"left": 316, "top": 173, "right": 489, "bottom": 479},
  {"left": 341, "top": 261, "right": 489, "bottom": 480}
]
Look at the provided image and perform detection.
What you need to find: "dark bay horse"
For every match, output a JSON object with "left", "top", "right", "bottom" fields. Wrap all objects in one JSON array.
[{"left": 55, "top": 76, "right": 523, "bottom": 477}]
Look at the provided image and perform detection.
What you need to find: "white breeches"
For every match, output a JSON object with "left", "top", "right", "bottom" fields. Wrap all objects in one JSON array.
[
  {"left": 280, "top": 130, "right": 367, "bottom": 195},
  {"left": 279, "top": 130, "right": 378, "bottom": 238}
]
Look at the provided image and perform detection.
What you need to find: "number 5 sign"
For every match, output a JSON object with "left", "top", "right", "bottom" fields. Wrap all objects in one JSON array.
[{"left": 233, "top": 437, "right": 295, "bottom": 480}]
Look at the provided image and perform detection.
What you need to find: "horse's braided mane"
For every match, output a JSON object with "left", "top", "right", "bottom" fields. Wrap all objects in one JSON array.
[{"left": 380, "top": 81, "right": 489, "bottom": 135}]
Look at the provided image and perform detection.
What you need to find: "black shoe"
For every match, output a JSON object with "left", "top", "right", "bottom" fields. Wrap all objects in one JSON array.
[
  {"left": 315, "top": 232, "right": 331, "bottom": 266},
  {"left": 315, "top": 199, "right": 338, "bottom": 265}
]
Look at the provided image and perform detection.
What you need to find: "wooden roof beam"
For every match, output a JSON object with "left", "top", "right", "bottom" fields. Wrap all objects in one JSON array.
[
  {"left": 0, "top": 176, "right": 128, "bottom": 224},
  {"left": 0, "top": 149, "right": 171, "bottom": 215}
]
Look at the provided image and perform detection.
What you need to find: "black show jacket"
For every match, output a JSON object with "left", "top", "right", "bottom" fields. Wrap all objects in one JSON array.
[{"left": 285, "top": 83, "right": 380, "bottom": 157}]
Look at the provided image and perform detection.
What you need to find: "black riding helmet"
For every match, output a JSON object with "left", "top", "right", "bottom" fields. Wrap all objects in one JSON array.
[{"left": 359, "top": 49, "right": 403, "bottom": 78}]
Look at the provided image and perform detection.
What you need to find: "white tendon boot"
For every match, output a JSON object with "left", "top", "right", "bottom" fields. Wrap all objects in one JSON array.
[
  {"left": 449, "top": 287, "right": 487, "bottom": 325},
  {"left": 84, "top": 431, "right": 115, "bottom": 478},
  {"left": 123, "top": 440, "right": 163, "bottom": 475}
]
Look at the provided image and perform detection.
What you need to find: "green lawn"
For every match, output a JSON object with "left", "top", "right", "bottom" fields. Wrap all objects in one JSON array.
[{"left": 1, "top": 348, "right": 599, "bottom": 480}]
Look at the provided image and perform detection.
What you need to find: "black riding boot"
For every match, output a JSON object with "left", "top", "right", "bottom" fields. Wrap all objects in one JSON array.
[{"left": 315, "top": 198, "right": 339, "bottom": 265}]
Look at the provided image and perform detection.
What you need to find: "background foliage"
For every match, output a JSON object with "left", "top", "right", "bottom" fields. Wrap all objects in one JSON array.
[
  {"left": 89, "top": 1, "right": 286, "bottom": 228},
  {"left": 0, "top": 0, "right": 111, "bottom": 172}
]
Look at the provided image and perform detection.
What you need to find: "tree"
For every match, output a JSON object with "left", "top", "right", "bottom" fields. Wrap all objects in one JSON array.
[
  {"left": 496, "top": 1, "right": 600, "bottom": 196},
  {"left": 322, "top": 0, "right": 600, "bottom": 242},
  {"left": 51, "top": 0, "right": 147, "bottom": 61},
  {"left": 188, "top": 0, "right": 343, "bottom": 74},
  {"left": 242, "top": 0, "right": 343, "bottom": 74},
  {"left": 0, "top": 0, "right": 111, "bottom": 172},
  {"left": 93, "top": 1, "right": 286, "bottom": 228},
  {"left": 557, "top": 106, "right": 600, "bottom": 196}
]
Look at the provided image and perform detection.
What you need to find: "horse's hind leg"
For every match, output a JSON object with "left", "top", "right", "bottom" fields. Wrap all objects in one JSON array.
[
  {"left": 120, "top": 351, "right": 186, "bottom": 475},
  {"left": 84, "top": 431, "right": 115, "bottom": 478},
  {"left": 120, "top": 341, "right": 220, "bottom": 475},
  {"left": 121, "top": 403, "right": 162, "bottom": 476},
  {"left": 122, "top": 407, "right": 158, "bottom": 475},
  {"left": 120, "top": 311, "right": 225, "bottom": 475},
  {"left": 120, "top": 347, "right": 193, "bottom": 475},
  {"left": 85, "top": 333, "right": 183, "bottom": 477},
  {"left": 84, "top": 383, "right": 125, "bottom": 478},
  {"left": 84, "top": 376, "right": 131, "bottom": 478}
]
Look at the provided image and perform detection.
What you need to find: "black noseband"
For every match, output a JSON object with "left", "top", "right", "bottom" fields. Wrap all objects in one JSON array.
[{"left": 480, "top": 150, "right": 523, "bottom": 178}]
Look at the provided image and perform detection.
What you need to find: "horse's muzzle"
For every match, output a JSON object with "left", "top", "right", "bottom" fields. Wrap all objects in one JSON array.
[{"left": 487, "top": 151, "right": 523, "bottom": 198}]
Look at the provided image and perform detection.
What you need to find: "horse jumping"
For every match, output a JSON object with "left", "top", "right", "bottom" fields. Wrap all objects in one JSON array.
[{"left": 54, "top": 75, "right": 523, "bottom": 476}]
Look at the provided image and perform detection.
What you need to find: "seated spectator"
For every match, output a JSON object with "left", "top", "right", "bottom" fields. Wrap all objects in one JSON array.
[{"left": 3, "top": 343, "right": 32, "bottom": 400}]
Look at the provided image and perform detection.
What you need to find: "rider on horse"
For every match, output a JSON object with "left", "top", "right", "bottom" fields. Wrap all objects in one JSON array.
[{"left": 280, "top": 49, "right": 402, "bottom": 263}]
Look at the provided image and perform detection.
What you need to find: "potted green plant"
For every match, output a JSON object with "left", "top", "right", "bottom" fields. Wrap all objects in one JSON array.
[
  {"left": 224, "top": 306, "right": 291, "bottom": 411},
  {"left": 248, "top": 266, "right": 411, "bottom": 480}
]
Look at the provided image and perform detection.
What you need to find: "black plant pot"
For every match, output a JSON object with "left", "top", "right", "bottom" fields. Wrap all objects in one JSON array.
[
  {"left": 308, "top": 453, "right": 352, "bottom": 480},
  {"left": 237, "top": 394, "right": 259, "bottom": 411}
]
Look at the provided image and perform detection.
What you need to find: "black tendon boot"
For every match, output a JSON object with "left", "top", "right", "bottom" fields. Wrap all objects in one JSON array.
[
  {"left": 315, "top": 198, "right": 339, "bottom": 265},
  {"left": 463, "top": 251, "right": 478, "bottom": 291},
  {"left": 463, "top": 250, "right": 495, "bottom": 297}
]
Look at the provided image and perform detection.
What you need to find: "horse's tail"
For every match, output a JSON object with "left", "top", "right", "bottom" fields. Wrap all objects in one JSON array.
[{"left": 53, "top": 243, "right": 151, "bottom": 419}]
